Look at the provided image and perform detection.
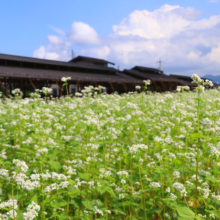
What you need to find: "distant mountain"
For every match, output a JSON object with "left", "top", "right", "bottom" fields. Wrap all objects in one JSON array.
[{"left": 202, "top": 75, "right": 220, "bottom": 84}]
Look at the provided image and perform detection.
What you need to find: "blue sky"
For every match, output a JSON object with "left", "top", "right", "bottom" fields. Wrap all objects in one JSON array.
[{"left": 0, "top": 0, "right": 220, "bottom": 76}]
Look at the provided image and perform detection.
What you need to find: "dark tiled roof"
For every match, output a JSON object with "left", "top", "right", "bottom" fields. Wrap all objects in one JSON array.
[
  {"left": 170, "top": 74, "right": 212, "bottom": 81},
  {"left": 132, "top": 66, "right": 164, "bottom": 74},
  {"left": 0, "top": 66, "right": 143, "bottom": 84},
  {"left": 170, "top": 74, "right": 220, "bottom": 87},
  {"left": 0, "top": 53, "right": 116, "bottom": 72},
  {"left": 69, "top": 56, "right": 115, "bottom": 65},
  {"left": 170, "top": 74, "right": 192, "bottom": 80},
  {"left": 123, "top": 69, "right": 187, "bottom": 85}
]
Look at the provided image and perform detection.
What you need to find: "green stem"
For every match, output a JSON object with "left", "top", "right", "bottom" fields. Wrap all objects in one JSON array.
[
  {"left": 195, "top": 89, "right": 200, "bottom": 217},
  {"left": 66, "top": 84, "right": 69, "bottom": 96},
  {"left": 12, "top": 183, "right": 15, "bottom": 220},
  {"left": 139, "top": 163, "right": 147, "bottom": 219}
]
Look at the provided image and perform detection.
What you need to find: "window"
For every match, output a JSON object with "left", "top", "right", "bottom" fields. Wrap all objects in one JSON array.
[
  {"left": 71, "top": 87, "right": 76, "bottom": 95},
  {"left": 53, "top": 88, "right": 58, "bottom": 97}
]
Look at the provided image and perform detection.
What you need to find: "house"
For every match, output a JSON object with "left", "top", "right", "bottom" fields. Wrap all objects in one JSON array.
[
  {"left": 0, "top": 52, "right": 204, "bottom": 97},
  {"left": 123, "top": 66, "right": 188, "bottom": 92},
  {"left": 0, "top": 53, "right": 142, "bottom": 97}
]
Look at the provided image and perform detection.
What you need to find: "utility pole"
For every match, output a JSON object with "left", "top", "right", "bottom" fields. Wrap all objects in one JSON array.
[
  {"left": 118, "top": 53, "right": 123, "bottom": 71},
  {"left": 157, "top": 58, "right": 162, "bottom": 71},
  {"left": 71, "top": 50, "right": 75, "bottom": 59}
]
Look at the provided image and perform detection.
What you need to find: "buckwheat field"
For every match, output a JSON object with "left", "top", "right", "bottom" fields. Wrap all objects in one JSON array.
[{"left": 0, "top": 74, "right": 219, "bottom": 220}]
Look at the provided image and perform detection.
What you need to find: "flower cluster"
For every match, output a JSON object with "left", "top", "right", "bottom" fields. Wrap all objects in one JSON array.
[
  {"left": 173, "top": 182, "right": 187, "bottom": 197},
  {"left": 12, "top": 88, "right": 23, "bottom": 97},
  {"left": 149, "top": 182, "right": 161, "bottom": 188},
  {"left": 143, "top": 80, "right": 151, "bottom": 85},
  {"left": 42, "top": 87, "right": 52, "bottom": 94},
  {"left": 176, "top": 86, "right": 190, "bottom": 92},
  {"left": 23, "top": 201, "right": 40, "bottom": 220},
  {"left": 0, "top": 199, "right": 18, "bottom": 219},
  {"left": 61, "top": 77, "right": 71, "bottom": 82},
  {"left": 191, "top": 73, "right": 213, "bottom": 92},
  {"left": 13, "top": 159, "right": 28, "bottom": 172}
]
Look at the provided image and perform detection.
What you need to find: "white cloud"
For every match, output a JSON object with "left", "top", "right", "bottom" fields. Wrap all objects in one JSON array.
[
  {"left": 209, "top": 0, "right": 218, "bottom": 3},
  {"left": 47, "top": 25, "right": 65, "bottom": 35},
  {"left": 81, "top": 46, "right": 111, "bottom": 60},
  {"left": 33, "top": 46, "right": 60, "bottom": 60},
  {"left": 47, "top": 35, "right": 63, "bottom": 45},
  {"left": 112, "top": 5, "right": 201, "bottom": 39},
  {"left": 33, "top": 35, "right": 71, "bottom": 61},
  {"left": 33, "top": 4, "right": 220, "bottom": 76},
  {"left": 102, "top": 4, "right": 220, "bottom": 76},
  {"left": 207, "top": 43, "right": 220, "bottom": 63},
  {"left": 67, "top": 22, "right": 100, "bottom": 45}
]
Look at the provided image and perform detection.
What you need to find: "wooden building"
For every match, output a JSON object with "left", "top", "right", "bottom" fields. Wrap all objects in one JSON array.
[
  {"left": 0, "top": 53, "right": 143, "bottom": 97},
  {"left": 170, "top": 74, "right": 219, "bottom": 88},
  {"left": 0, "top": 53, "right": 195, "bottom": 97},
  {"left": 123, "top": 66, "right": 188, "bottom": 92}
]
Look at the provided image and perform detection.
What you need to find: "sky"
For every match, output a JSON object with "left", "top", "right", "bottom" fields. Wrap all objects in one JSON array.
[{"left": 0, "top": 0, "right": 220, "bottom": 76}]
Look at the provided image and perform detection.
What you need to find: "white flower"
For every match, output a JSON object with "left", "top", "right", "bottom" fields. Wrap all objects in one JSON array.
[
  {"left": 42, "top": 87, "right": 52, "bottom": 94},
  {"left": 176, "top": 86, "right": 181, "bottom": 92},
  {"left": 165, "top": 187, "right": 170, "bottom": 193},
  {"left": 59, "top": 181, "right": 69, "bottom": 189},
  {"left": 23, "top": 201, "right": 40, "bottom": 220},
  {"left": 191, "top": 73, "right": 203, "bottom": 84},
  {"left": 117, "top": 171, "right": 129, "bottom": 177},
  {"left": 61, "top": 77, "right": 71, "bottom": 82},
  {"left": 92, "top": 206, "right": 103, "bottom": 216},
  {"left": 13, "top": 159, "right": 28, "bottom": 172},
  {"left": 119, "top": 193, "right": 125, "bottom": 199},
  {"left": 7, "top": 210, "right": 17, "bottom": 219},
  {"left": 165, "top": 213, "right": 171, "bottom": 218},
  {"left": 173, "top": 182, "right": 187, "bottom": 197},
  {"left": 149, "top": 182, "right": 161, "bottom": 188},
  {"left": 204, "top": 79, "right": 213, "bottom": 87},
  {"left": 75, "top": 92, "right": 82, "bottom": 97},
  {"left": 185, "top": 181, "right": 194, "bottom": 186},
  {"left": 209, "top": 213, "right": 215, "bottom": 219},
  {"left": 143, "top": 80, "right": 151, "bottom": 85},
  {"left": 173, "top": 171, "right": 181, "bottom": 179},
  {"left": 12, "top": 88, "right": 23, "bottom": 97},
  {"left": 121, "top": 179, "right": 126, "bottom": 184},
  {"left": 105, "top": 210, "right": 111, "bottom": 214},
  {"left": 170, "top": 193, "right": 177, "bottom": 200},
  {"left": 0, "top": 169, "right": 9, "bottom": 177}
]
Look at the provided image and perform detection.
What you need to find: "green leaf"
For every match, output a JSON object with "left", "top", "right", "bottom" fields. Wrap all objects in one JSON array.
[
  {"left": 145, "top": 208, "right": 162, "bottom": 215},
  {"left": 31, "top": 194, "right": 38, "bottom": 203},
  {"left": 82, "top": 199, "right": 93, "bottom": 209},
  {"left": 175, "top": 207, "right": 196, "bottom": 219},
  {"left": 97, "top": 187, "right": 106, "bottom": 195},
  {"left": 124, "top": 155, "right": 131, "bottom": 168},
  {"left": 78, "top": 172, "right": 90, "bottom": 181},
  {"left": 58, "top": 213, "right": 70, "bottom": 220},
  {"left": 191, "top": 132, "right": 209, "bottom": 141},
  {"left": 113, "top": 207, "right": 126, "bottom": 215},
  {"left": 123, "top": 201, "right": 131, "bottom": 206},
  {"left": 69, "top": 199, "right": 79, "bottom": 208},
  {"left": 17, "top": 210, "right": 23, "bottom": 219},
  {"left": 206, "top": 175, "right": 217, "bottom": 183},
  {"left": 20, "top": 148, "right": 35, "bottom": 154},
  {"left": 48, "top": 161, "right": 61, "bottom": 172},
  {"left": 105, "top": 187, "right": 117, "bottom": 198},
  {"left": 68, "top": 179, "right": 76, "bottom": 186},
  {"left": 50, "top": 202, "right": 59, "bottom": 209},
  {"left": 205, "top": 209, "right": 219, "bottom": 218},
  {"left": 50, "top": 200, "right": 68, "bottom": 208}
]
